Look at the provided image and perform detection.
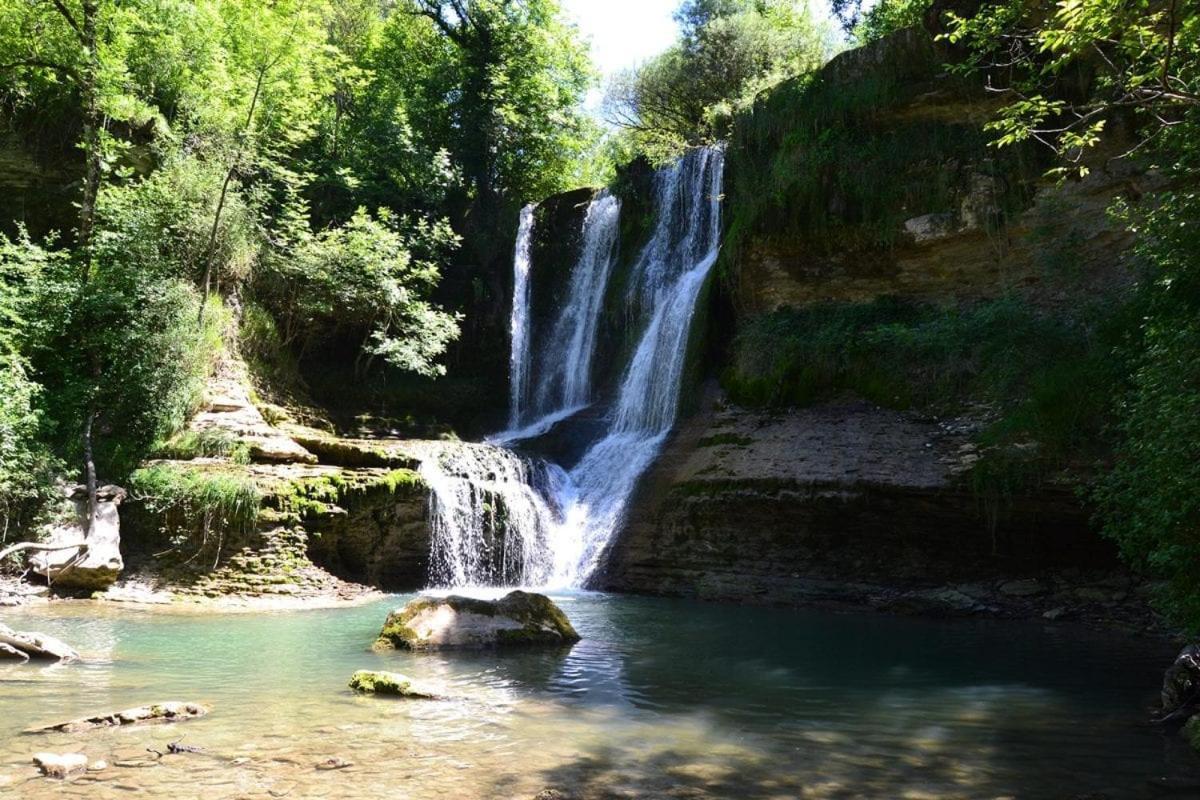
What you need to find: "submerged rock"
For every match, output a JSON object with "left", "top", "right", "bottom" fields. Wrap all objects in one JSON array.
[
  {"left": 374, "top": 590, "right": 580, "bottom": 651},
  {"left": 32, "top": 752, "right": 88, "bottom": 779},
  {"left": 27, "top": 701, "right": 208, "bottom": 734},
  {"left": 348, "top": 670, "right": 439, "bottom": 698},
  {"left": 29, "top": 484, "right": 126, "bottom": 591},
  {"left": 0, "top": 623, "right": 79, "bottom": 662}
]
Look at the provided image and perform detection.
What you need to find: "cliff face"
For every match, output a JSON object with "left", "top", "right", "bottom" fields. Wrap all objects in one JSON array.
[
  {"left": 722, "top": 26, "right": 1144, "bottom": 317},
  {"left": 597, "top": 25, "right": 1153, "bottom": 621},
  {"left": 599, "top": 390, "right": 1154, "bottom": 625}
]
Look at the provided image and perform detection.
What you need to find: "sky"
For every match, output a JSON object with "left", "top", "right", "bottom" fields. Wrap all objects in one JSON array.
[{"left": 561, "top": 0, "right": 681, "bottom": 83}]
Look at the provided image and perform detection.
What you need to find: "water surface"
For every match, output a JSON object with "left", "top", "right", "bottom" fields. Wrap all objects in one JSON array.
[{"left": 1, "top": 594, "right": 1194, "bottom": 799}]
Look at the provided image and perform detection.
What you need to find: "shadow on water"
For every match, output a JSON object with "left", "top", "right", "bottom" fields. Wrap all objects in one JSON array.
[{"left": 2, "top": 593, "right": 1199, "bottom": 800}]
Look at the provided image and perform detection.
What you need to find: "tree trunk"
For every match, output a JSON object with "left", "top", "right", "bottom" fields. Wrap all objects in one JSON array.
[
  {"left": 77, "top": 0, "right": 101, "bottom": 271},
  {"left": 197, "top": 63, "right": 268, "bottom": 325},
  {"left": 79, "top": 1, "right": 102, "bottom": 533},
  {"left": 82, "top": 409, "right": 98, "bottom": 536}
]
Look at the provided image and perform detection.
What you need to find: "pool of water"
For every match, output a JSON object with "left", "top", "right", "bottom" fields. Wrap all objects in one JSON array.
[{"left": 1, "top": 593, "right": 1195, "bottom": 799}]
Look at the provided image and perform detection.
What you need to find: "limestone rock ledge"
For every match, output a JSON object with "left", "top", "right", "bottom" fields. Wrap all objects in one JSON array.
[{"left": 598, "top": 394, "right": 1155, "bottom": 629}]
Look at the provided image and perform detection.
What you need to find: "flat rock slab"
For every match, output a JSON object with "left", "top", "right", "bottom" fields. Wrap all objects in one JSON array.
[
  {"left": 374, "top": 590, "right": 580, "bottom": 651},
  {"left": 0, "top": 623, "right": 79, "bottom": 662},
  {"left": 33, "top": 752, "right": 89, "bottom": 778},
  {"left": 27, "top": 701, "right": 209, "bottom": 734}
]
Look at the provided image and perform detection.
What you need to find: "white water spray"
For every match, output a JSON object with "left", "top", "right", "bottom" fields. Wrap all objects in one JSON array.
[
  {"left": 427, "top": 147, "right": 724, "bottom": 589},
  {"left": 507, "top": 205, "right": 536, "bottom": 429}
]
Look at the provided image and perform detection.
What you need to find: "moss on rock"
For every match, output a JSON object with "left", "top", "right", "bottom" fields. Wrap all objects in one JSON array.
[
  {"left": 374, "top": 590, "right": 580, "bottom": 651},
  {"left": 348, "top": 670, "right": 438, "bottom": 698}
]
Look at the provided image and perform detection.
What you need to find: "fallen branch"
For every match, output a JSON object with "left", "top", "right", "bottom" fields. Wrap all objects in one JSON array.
[{"left": 0, "top": 541, "right": 88, "bottom": 563}]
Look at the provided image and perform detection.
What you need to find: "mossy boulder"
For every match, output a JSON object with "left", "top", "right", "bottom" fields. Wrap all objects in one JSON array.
[
  {"left": 348, "top": 670, "right": 439, "bottom": 698},
  {"left": 373, "top": 590, "right": 580, "bottom": 651}
]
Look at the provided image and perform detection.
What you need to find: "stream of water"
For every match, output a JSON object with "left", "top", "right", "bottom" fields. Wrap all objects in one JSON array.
[
  {"left": 435, "top": 147, "right": 725, "bottom": 589},
  {"left": 2, "top": 596, "right": 1193, "bottom": 799}
]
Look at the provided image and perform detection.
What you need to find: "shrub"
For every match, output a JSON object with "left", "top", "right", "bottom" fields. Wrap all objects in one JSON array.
[{"left": 724, "top": 296, "right": 1127, "bottom": 497}]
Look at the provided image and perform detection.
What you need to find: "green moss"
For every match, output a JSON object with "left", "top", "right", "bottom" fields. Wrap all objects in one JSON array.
[
  {"left": 721, "top": 36, "right": 1041, "bottom": 277},
  {"left": 151, "top": 428, "right": 252, "bottom": 464},
  {"left": 374, "top": 591, "right": 580, "bottom": 650},
  {"left": 349, "top": 670, "right": 437, "bottom": 698},
  {"left": 129, "top": 463, "right": 262, "bottom": 532}
]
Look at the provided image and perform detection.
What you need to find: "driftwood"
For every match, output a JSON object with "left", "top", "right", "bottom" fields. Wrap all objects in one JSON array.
[
  {"left": 0, "top": 540, "right": 88, "bottom": 563},
  {"left": 147, "top": 739, "right": 205, "bottom": 758},
  {"left": 26, "top": 702, "right": 209, "bottom": 734}
]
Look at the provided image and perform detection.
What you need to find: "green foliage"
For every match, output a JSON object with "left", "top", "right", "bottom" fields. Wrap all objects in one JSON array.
[
  {"left": 153, "top": 429, "right": 251, "bottom": 465},
  {"left": 128, "top": 463, "right": 262, "bottom": 544},
  {"left": 1095, "top": 177, "right": 1200, "bottom": 629},
  {"left": 853, "top": 0, "right": 932, "bottom": 44},
  {"left": 941, "top": 0, "right": 1198, "bottom": 176},
  {"left": 0, "top": 231, "right": 61, "bottom": 523},
  {"left": 725, "top": 64, "right": 1037, "bottom": 260},
  {"left": 257, "top": 204, "right": 462, "bottom": 377},
  {"left": 606, "top": 0, "right": 832, "bottom": 160},
  {"left": 390, "top": 0, "right": 597, "bottom": 202},
  {"left": 725, "top": 296, "right": 1125, "bottom": 478}
]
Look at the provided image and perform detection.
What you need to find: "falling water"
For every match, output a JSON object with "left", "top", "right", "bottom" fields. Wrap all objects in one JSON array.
[
  {"left": 496, "top": 191, "right": 621, "bottom": 442},
  {"left": 427, "top": 147, "right": 724, "bottom": 589},
  {"left": 555, "top": 147, "right": 724, "bottom": 584},
  {"left": 420, "top": 443, "right": 568, "bottom": 588},
  {"left": 507, "top": 205, "right": 536, "bottom": 429}
]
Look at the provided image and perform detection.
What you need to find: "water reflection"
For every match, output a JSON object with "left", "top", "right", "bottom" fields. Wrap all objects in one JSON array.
[{"left": 0, "top": 593, "right": 1194, "bottom": 799}]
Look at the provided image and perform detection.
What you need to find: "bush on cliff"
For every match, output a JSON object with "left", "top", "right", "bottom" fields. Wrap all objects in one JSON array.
[{"left": 724, "top": 295, "right": 1127, "bottom": 489}]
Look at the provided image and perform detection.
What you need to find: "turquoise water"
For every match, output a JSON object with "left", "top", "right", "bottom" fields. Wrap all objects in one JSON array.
[{"left": 0, "top": 593, "right": 1195, "bottom": 799}]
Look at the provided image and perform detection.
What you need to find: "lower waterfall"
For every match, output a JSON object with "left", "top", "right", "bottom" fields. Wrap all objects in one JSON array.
[{"left": 426, "top": 146, "right": 724, "bottom": 589}]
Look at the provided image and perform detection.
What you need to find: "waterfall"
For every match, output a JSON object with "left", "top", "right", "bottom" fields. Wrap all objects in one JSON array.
[
  {"left": 428, "top": 147, "right": 724, "bottom": 589},
  {"left": 507, "top": 205, "right": 536, "bottom": 429},
  {"left": 554, "top": 147, "right": 724, "bottom": 585},
  {"left": 420, "top": 443, "right": 568, "bottom": 588},
  {"left": 495, "top": 191, "right": 621, "bottom": 442}
]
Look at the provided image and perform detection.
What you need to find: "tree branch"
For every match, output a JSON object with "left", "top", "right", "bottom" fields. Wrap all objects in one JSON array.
[
  {"left": 0, "top": 58, "right": 81, "bottom": 81},
  {"left": 0, "top": 540, "right": 88, "bottom": 563},
  {"left": 47, "top": 0, "right": 84, "bottom": 42}
]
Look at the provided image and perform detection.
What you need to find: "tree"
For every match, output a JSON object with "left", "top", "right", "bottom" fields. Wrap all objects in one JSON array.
[
  {"left": 941, "top": 0, "right": 1198, "bottom": 175},
  {"left": 256, "top": 203, "right": 462, "bottom": 377},
  {"left": 400, "top": 0, "right": 594, "bottom": 204},
  {"left": 605, "top": 0, "right": 830, "bottom": 158},
  {"left": 942, "top": 0, "right": 1200, "bottom": 625}
]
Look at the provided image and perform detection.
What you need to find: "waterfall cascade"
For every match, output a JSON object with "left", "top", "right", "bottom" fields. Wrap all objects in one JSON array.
[
  {"left": 427, "top": 147, "right": 724, "bottom": 589},
  {"left": 506, "top": 205, "right": 536, "bottom": 430},
  {"left": 496, "top": 190, "right": 621, "bottom": 443}
]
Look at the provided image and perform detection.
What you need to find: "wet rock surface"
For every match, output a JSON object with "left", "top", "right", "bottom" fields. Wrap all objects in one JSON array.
[
  {"left": 0, "top": 623, "right": 79, "bottom": 662},
  {"left": 603, "top": 393, "right": 1158, "bottom": 631},
  {"left": 27, "top": 702, "right": 209, "bottom": 734},
  {"left": 348, "top": 670, "right": 439, "bottom": 698},
  {"left": 375, "top": 591, "right": 581, "bottom": 650},
  {"left": 32, "top": 752, "right": 89, "bottom": 779}
]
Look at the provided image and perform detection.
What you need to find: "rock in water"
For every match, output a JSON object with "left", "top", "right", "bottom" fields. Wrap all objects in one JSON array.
[
  {"left": 0, "top": 642, "right": 30, "bottom": 661},
  {"left": 0, "top": 624, "right": 79, "bottom": 662},
  {"left": 1162, "top": 644, "right": 1200, "bottom": 721},
  {"left": 28, "top": 701, "right": 209, "bottom": 734},
  {"left": 374, "top": 590, "right": 580, "bottom": 651},
  {"left": 348, "top": 670, "right": 439, "bottom": 698},
  {"left": 32, "top": 752, "right": 88, "bottom": 779},
  {"left": 29, "top": 484, "right": 126, "bottom": 591}
]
